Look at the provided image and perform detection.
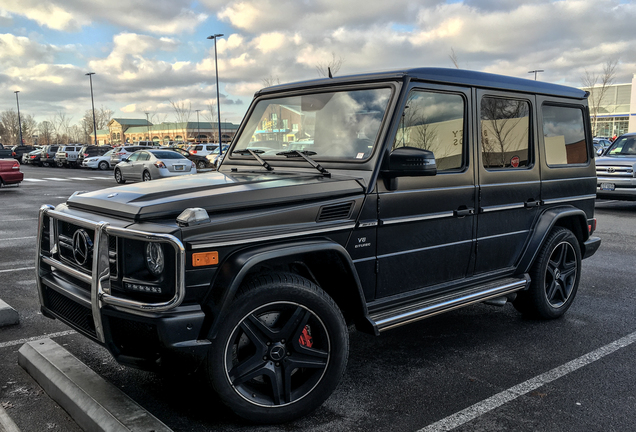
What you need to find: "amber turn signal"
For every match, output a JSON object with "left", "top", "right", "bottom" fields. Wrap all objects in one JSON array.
[{"left": 193, "top": 251, "right": 218, "bottom": 267}]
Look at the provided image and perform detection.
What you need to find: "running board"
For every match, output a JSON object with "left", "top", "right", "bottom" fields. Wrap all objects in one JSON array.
[{"left": 369, "top": 275, "right": 530, "bottom": 333}]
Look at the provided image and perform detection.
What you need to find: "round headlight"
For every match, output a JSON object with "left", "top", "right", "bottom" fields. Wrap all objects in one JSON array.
[{"left": 145, "top": 242, "right": 165, "bottom": 275}]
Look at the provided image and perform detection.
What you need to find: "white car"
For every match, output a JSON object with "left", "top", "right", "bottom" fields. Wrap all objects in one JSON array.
[{"left": 82, "top": 149, "right": 114, "bottom": 170}]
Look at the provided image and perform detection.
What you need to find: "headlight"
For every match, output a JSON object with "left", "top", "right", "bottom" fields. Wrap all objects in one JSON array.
[{"left": 145, "top": 242, "right": 165, "bottom": 275}]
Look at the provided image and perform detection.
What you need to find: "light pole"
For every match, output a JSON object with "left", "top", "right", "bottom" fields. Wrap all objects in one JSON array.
[
  {"left": 145, "top": 112, "right": 150, "bottom": 142},
  {"left": 86, "top": 73, "right": 98, "bottom": 145},
  {"left": 207, "top": 33, "right": 224, "bottom": 155},
  {"left": 528, "top": 70, "right": 544, "bottom": 80},
  {"left": 195, "top": 109, "right": 201, "bottom": 143},
  {"left": 14, "top": 91, "right": 23, "bottom": 146}
]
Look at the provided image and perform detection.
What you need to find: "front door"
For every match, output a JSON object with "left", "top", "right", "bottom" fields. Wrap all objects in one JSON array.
[
  {"left": 376, "top": 84, "right": 476, "bottom": 299},
  {"left": 474, "top": 90, "right": 541, "bottom": 274}
]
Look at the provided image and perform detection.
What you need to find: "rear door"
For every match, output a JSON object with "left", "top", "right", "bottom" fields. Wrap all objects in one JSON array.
[
  {"left": 474, "top": 90, "right": 540, "bottom": 274},
  {"left": 376, "top": 83, "right": 476, "bottom": 298}
]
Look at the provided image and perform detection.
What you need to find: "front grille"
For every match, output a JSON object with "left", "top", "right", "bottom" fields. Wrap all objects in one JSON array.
[
  {"left": 317, "top": 202, "right": 354, "bottom": 222},
  {"left": 57, "top": 221, "right": 95, "bottom": 272},
  {"left": 44, "top": 288, "right": 96, "bottom": 338},
  {"left": 596, "top": 166, "right": 634, "bottom": 178},
  {"left": 108, "top": 235, "right": 118, "bottom": 278}
]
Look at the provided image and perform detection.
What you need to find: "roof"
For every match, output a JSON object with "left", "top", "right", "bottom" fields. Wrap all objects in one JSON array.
[
  {"left": 258, "top": 67, "right": 588, "bottom": 100},
  {"left": 109, "top": 118, "right": 151, "bottom": 127},
  {"left": 124, "top": 122, "right": 239, "bottom": 134}
]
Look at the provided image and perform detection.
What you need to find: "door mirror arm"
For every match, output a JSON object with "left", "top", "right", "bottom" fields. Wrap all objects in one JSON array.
[{"left": 381, "top": 146, "right": 437, "bottom": 190}]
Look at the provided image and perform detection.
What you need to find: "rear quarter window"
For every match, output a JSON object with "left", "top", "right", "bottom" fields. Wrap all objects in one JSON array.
[{"left": 542, "top": 105, "right": 588, "bottom": 166}]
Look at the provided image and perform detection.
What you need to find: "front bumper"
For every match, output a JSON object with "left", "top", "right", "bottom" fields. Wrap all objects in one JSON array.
[
  {"left": 36, "top": 205, "right": 210, "bottom": 369},
  {"left": 597, "top": 176, "right": 636, "bottom": 200}
]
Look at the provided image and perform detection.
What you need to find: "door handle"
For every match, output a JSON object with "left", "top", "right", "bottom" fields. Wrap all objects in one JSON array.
[
  {"left": 454, "top": 208, "right": 475, "bottom": 217},
  {"left": 524, "top": 200, "right": 542, "bottom": 208}
]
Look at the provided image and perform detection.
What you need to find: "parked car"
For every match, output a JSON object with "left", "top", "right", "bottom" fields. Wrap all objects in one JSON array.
[
  {"left": 161, "top": 146, "right": 211, "bottom": 170},
  {"left": 34, "top": 67, "right": 601, "bottom": 424},
  {"left": 204, "top": 145, "right": 230, "bottom": 169},
  {"left": 77, "top": 145, "right": 113, "bottom": 166},
  {"left": 0, "top": 143, "right": 12, "bottom": 159},
  {"left": 40, "top": 145, "right": 60, "bottom": 167},
  {"left": 110, "top": 145, "right": 154, "bottom": 166},
  {"left": 23, "top": 149, "right": 43, "bottom": 165},
  {"left": 114, "top": 149, "right": 196, "bottom": 183},
  {"left": 0, "top": 158, "right": 23, "bottom": 187},
  {"left": 596, "top": 132, "right": 636, "bottom": 200},
  {"left": 54, "top": 145, "right": 83, "bottom": 167},
  {"left": 187, "top": 143, "right": 219, "bottom": 157},
  {"left": 11, "top": 145, "right": 33, "bottom": 162},
  {"left": 82, "top": 149, "right": 115, "bottom": 170},
  {"left": 593, "top": 138, "right": 612, "bottom": 156}
]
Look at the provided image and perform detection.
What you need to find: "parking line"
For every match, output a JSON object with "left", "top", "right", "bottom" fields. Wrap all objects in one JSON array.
[
  {"left": 42, "top": 178, "right": 70, "bottom": 181},
  {"left": 2, "top": 236, "right": 36, "bottom": 241},
  {"left": 69, "top": 177, "right": 95, "bottom": 180},
  {"left": 0, "top": 330, "right": 77, "bottom": 349},
  {"left": 0, "top": 267, "right": 35, "bottom": 273},
  {"left": 21, "top": 178, "right": 45, "bottom": 182},
  {"left": 418, "top": 330, "right": 636, "bottom": 432}
]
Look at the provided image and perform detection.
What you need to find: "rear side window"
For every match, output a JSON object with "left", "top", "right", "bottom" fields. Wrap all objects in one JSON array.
[
  {"left": 542, "top": 105, "right": 588, "bottom": 165},
  {"left": 481, "top": 97, "right": 531, "bottom": 169}
]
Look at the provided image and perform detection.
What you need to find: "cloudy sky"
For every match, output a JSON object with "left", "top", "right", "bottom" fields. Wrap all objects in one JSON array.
[{"left": 1, "top": 0, "right": 635, "bottom": 127}]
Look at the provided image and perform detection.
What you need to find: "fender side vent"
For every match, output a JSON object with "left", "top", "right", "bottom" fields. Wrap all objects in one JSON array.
[{"left": 317, "top": 202, "right": 353, "bottom": 222}]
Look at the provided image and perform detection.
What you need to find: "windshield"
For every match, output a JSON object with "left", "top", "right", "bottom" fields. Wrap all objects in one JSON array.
[
  {"left": 606, "top": 136, "right": 636, "bottom": 156},
  {"left": 233, "top": 87, "right": 392, "bottom": 161}
]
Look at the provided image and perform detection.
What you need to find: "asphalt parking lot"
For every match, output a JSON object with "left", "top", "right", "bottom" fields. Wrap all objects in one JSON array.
[{"left": 1, "top": 164, "right": 635, "bottom": 431}]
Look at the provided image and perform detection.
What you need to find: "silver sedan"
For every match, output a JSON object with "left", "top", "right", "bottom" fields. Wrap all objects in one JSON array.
[{"left": 114, "top": 149, "right": 196, "bottom": 183}]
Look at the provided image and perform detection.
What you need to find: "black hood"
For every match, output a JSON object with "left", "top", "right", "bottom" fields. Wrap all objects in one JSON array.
[{"left": 67, "top": 171, "right": 365, "bottom": 221}]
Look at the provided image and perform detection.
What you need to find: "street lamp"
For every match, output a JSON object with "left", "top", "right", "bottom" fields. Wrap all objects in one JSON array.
[
  {"left": 195, "top": 109, "right": 201, "bottom": 143},
  {"left": 145, "top": 112, "right": 150, "bottom": 142},
  {"left": 14, "top": 91, "right": 23, "bottom": 146},
  {"left": 528, "top": 70, "right": 544, "bottom": 81},
  {"left": 207, "top": 33, "right": 224, "bottom": 155},
  {"left": 85, "top": 73, "right": 98, "bottom": 145}
]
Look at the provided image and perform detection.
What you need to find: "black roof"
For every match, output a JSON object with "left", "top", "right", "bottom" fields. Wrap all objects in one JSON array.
[{"left": 258, "top": 67, "right": 587, "bottom": 100}]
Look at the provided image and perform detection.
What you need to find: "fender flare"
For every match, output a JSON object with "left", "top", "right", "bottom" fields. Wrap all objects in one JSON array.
[
  {"left": 517, "top": 206, "right": 589, "bottom": 274},
  {"left": 203, "top": 239, "right": 373, "bottom": 339}
]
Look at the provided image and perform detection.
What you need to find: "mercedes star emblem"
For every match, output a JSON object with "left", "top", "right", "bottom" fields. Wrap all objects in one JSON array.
[{"left": 72, "top": 229, "right": 93, "bottom": 266}]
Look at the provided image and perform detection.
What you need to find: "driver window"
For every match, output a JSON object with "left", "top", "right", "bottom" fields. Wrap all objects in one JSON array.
[
  {"left": 393, "top": 90, "right": 466, "bottom": 171},
  {"left": 138, "top": 152, "right": 150, "bottom": 161}
]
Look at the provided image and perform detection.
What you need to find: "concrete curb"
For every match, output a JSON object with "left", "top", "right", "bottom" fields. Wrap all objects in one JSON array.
[
  {"left": 18, "top": 338, "right": 172, "bottom": 432},
  {"left": 0, "top": 299, "right": 19, "bottom": 327},
  {"left": 0, "top": 405, "right": 21, "bottom": 432}
]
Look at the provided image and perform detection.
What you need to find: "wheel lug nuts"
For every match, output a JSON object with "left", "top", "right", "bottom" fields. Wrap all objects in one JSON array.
[
  {"left": 263, "top": 356, "right": 267, "bottom": 360},
  {"left": 266, "top": 342, "right": 270, "bottom": 346},
  {"left": 275, "top": 362, "right": 280, "bottom": 366},
  {"left": 281, "top": 339, "right": 285, "bottom": 343}
]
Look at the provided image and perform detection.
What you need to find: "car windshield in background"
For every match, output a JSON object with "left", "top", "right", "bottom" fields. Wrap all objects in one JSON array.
[
  {"left": 149, "top": 151, "right": 186, "bottom": 159},
  {"left": 606, "top": 136, "right": 636, "bottom": 156},
  {"left": 233, "top": 87, "right": 392, "bottom": 161}
]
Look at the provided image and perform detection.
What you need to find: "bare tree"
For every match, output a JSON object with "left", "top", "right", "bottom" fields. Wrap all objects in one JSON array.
[
  {"left": 170, "top": 100, "right": 192, "bottom": 141},
  {"left": 0, "top": 110, "right": 20, "bottom": 146},
  {"left": 582, "top": 58, "right": 618, "bottom": 136},
  {"left": 449, "top": 48, "right": 460, "bottom": 69},
  {"left": 316, "top": 53, "right": 344, "bottom": 77},
  {"left": 38, "top": 121, "right": 54, "bottom": 145},
  {"left": 202, "top": 101, "right": 219, "bottom": 142},
  {"left": 52, "top": 111, "right": 73, "bottom": 144},
  {"left": 96, "top": 106, "right": 113, "bottom": 130},
  {"left": 262, "top": 76, "right": 281, "bottom": 87}
]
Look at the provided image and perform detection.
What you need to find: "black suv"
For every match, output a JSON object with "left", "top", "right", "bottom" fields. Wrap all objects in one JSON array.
[
  {"left": 36, "top": 68, "right": 600, "bottom": 424},
  {"left": 77, "top": 145, "right": 112, "bottom": 166},
  {"left": 40, "top": 145, "right": 60, "bottom": 167}
]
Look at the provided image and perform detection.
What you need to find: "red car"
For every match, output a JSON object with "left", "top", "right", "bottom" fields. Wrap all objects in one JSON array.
[{"left": 0, "top": 158, "right": 23, "bottom": 187}]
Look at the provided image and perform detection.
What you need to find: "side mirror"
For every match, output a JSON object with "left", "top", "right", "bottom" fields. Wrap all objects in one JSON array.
[
  {"left": 121, "top": 157, "right": 128, "bottom": 163},
  {"left": 596, "top": 147, "right": 604, "bottom": 156},
  {"left": 382, "top": 146, "right": 437, "bottom": 190}
]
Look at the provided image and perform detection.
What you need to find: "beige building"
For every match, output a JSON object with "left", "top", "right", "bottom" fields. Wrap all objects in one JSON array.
[
  {"left": 582, "top": 74, "right": 636, "bottom": 137},
  {"left": 91, "top": 118, "right": 239, "bottom": 145}
]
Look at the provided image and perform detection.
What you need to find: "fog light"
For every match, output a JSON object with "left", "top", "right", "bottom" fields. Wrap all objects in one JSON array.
[{"left": 145, "top": 242, "right": 165, "bottom": 275}]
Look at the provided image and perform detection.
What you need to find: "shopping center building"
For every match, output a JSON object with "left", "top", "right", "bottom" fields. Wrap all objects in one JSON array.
[
  {"left": 91, "top": 119, "right": 239, "bottom": 146},
  {"left": 582, "top": 73, "right": 636, "bottom": 137}
]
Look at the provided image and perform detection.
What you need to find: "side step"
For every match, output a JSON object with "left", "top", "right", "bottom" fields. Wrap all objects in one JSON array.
[{"left": 369, "top": 275, "right": 529, "bottom": 333}]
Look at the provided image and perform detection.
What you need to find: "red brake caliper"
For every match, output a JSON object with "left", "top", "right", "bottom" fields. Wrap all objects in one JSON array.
[{"left": 298, "top": 325, "right": 313, "bottom": 348}]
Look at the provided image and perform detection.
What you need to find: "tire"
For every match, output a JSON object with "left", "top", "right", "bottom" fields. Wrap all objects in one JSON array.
[
  {"left": 98, "top": 161, "right": 109, "bottom": 170},
  {"left": 513, "top": 227, "right": 582, "bottom": 319},
  {"left": 114, "top": 168, "right": 126, "bottom": 184},
  {"left": 207, "top": 272, "right": 349, "bottom": 424},
  {"left": 197, "top": 160, "right": 207, "bottom": 170},
  {"left": 142, "top": 171, "right": 151, "bottom": 182}
]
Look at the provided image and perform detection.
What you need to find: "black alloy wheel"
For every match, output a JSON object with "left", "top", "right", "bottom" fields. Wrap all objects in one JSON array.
[
  {"left": 207, "top": 273, "right": 348, "bottom": 424},
  {"left": 513, "top": 227, "right": 581, "bottom": 319},
  {"left": 114, "top": 168, "right": 126, "bottom": 184},
  {"left": 142, "top": 171, "right": 151, "bottom": 182},
  {"left": 197, "top": 160, "right": 207, "bottom": 169}
]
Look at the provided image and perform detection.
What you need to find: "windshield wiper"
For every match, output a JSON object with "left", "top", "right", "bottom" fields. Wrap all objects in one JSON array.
[
  {"left": 276, "top": 150, "right": 330, "bottom": 177},
  {"left": 232, "top": 149, "right": 273, "bottom": 171}
]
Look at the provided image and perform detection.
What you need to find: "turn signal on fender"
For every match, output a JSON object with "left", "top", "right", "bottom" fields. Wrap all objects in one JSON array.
[{"left": 192, "top": 251, "right": 218, "bottom": 267}]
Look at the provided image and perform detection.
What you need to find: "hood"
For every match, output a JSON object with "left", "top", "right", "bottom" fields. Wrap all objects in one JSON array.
[
  {"left": 67, "top": 171, "right": 365, "bottom": 221},
  {"left": 596, "top": 155, "right": 636, "bottom": 166}
]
